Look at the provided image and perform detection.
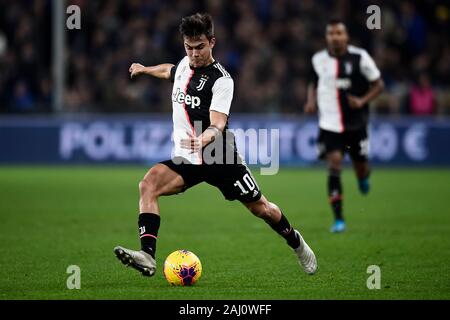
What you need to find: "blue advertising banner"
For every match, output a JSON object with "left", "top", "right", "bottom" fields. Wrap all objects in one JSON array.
[{"left": 0, "top": 115, "right": 449, "bottom": 166}]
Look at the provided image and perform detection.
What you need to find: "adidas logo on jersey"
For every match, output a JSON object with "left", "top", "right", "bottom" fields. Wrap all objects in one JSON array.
[{"left": 172, "top": 88, "right": 201, "bottom": 108}]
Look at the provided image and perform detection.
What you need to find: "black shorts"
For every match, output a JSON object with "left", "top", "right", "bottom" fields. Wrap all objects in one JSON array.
[
  {"left": 160, "top": 157, "right": 262, "bottom": 203},
  {"left": 317, "top": 128, "right": 369, "bottom": 162}
]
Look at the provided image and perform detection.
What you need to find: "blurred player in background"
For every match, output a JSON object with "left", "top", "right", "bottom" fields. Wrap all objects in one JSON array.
[
  {"left": 114, "top": 13, "right": 317, "bottom": 277},
  {"left": 304, "top": 19, "right": 384, "bottom": 233}
]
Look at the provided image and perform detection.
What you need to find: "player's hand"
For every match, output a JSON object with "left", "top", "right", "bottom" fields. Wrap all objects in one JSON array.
[
  {"left": 304, "top": 102, "right": 316, "bottom": 114},
  {"left": 129, "top": 63, "right": 146, "bottom": 79},
  {"left": 180, "top": 132, "right": 201, "bottom": 153},
  {"left": 347, "top": 94, "right": 365, "bottom": 109}
]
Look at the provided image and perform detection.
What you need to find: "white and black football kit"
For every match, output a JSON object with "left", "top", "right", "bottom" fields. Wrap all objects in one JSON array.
[
  {"left": 310, "top": 45, "right": 381, "bottom": 161},
  {"left": 160, "top": 56, "right": 261, "bottom": 203}
]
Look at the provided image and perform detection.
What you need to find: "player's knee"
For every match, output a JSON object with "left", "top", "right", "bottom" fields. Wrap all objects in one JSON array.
[
  {"left": 328, "top": 160, "right": 342, "bottom": 171},
  {"left": 249, "top": 205, "right": 264, "bottom": 218},
  {"left": 247, "top": 199, "right": 270, "bottom": 219},
  {"left": 138, "top": 179, "right": 152, "bottom": 196},
  {"left": 328, "top": 153, "right": 342, "bottom": 170},
  {"left": 329, "top": 167, "right": 341, "bottom": 177},
  {"left": 139, "top": 168, "right": 163, "bottom": 197}
]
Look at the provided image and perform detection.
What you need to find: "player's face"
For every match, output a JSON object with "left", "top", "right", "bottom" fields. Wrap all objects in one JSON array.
[
  {"left": 326, "top": 23, "right": 349, "bottom": 54},
  {"left": 184, "top": 35, "right": 216, "bottom": 68}
]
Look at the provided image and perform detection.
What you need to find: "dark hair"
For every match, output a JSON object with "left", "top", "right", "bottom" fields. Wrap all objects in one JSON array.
[
  {"left": 326, "top": 18, "right": 347, "bottom": 28},
  {"left": 179, "top": 13, "right": 214, "bottom": 40}
]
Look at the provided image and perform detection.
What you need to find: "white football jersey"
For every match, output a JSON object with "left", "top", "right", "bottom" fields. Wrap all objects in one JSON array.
[{"left": 170, "top": 56, "right": 234, "bottom": 164}]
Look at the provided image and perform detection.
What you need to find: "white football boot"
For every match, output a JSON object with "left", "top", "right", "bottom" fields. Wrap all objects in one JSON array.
[
  {"left": 114, "top": 246, "right": 156, "bottom": 277},
  {"left": 293, "top": 230, "right": 318, "bottom": 275}
]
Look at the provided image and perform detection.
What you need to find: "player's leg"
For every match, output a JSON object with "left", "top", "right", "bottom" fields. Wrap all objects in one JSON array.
[
  {"left": 206, "top": 160, "right": 317, "bottom": 274},
  {"left": 114, "top": 163, "right": 185, "bottom": 277},
  {"left": 352, "top": 160, "right": 370, "bottom": 195},
  {"left": 137, "top": 163, "right": 185, "bottom": 257},
  {"left": 326, "top": 150, "right": 346, "bottom": 233},
  {"left": 243, "top": 195, "right": 298, "bottom": 248},
  {"left": 243, "top": 195, "right": 317, "bottom": 274},
  {"left": 317, "top": 129, "right": 345, "bottom": 232},
  {"left": 348, "top": 128, "right": 371, "bottom": 195}
]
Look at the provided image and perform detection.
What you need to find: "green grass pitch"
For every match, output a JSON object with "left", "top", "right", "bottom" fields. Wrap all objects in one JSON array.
[{"left": 0, "top": 166, "right": 449, "bottom": 299}]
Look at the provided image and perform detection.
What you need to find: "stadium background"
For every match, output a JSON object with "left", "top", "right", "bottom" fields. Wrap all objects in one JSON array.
[{"left": 0, "top": 0, "right": 449, "bottom": 300}]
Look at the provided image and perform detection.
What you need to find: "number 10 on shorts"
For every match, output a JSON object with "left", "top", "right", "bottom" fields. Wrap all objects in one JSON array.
[{"left": 234, "top": 173, "right": 256, "bottom": 195}]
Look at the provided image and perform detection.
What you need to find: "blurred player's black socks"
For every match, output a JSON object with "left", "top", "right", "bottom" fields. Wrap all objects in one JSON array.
[
  {"left": 268, "top": 213, "right": 300, "bottom": 249},
  {"left": 328, "top": 168, "right": 343, "bottom": 221},
  {"left": 138, "top": 213, "right": 160, "bottom": 259}
]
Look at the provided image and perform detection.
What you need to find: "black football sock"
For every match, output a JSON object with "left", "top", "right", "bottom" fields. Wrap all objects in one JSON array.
[
  {"left": 268, "top": 213, "right": 301, "bottom": 249},
  {"left": 328, "top": 168, "right": 343, "bottom": 221},
  {"left": 138, "top": 213, "right": 160, "bottom": 259}
]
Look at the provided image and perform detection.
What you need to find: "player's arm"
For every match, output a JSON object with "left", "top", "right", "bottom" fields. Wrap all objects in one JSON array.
[
  {"left": 304, "top": 57, "right": 319, "bottom": 114},
  {"left": 347, "top": 50, "right": 384, "bottom": 109},
  {"left": 129, "top": 63, "right": 174, "bottom": 80},
  {"left": 181, "top": 76, "right": 233, "bottom": 153},
  {"left": 200, "top": 111, "right": 227, "bottom": 147},
  {"left": 347, "top": 78, "right": 384, "bottom": 109},
  {"left": 180, "top": 112, "right": 228, "bottom": 153},
  {"left": 304, "top": 82, "right": 317, "bottom": 113}
]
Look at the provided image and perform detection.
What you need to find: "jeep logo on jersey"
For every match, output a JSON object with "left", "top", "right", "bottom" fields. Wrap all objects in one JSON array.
[
  {"left": 172, "top": 88, "right": 201, "bottom": 108},
  {"left": 335, "top": 78, "right": 352, "bottom": 89}
]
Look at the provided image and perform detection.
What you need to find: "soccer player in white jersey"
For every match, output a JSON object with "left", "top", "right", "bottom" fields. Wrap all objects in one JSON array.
[
  {"left": 114, "top": 13, "right": 317, "bottom": 277},
  {"left": 304, "top": 19, "right": 384, "bottom": 233}
]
